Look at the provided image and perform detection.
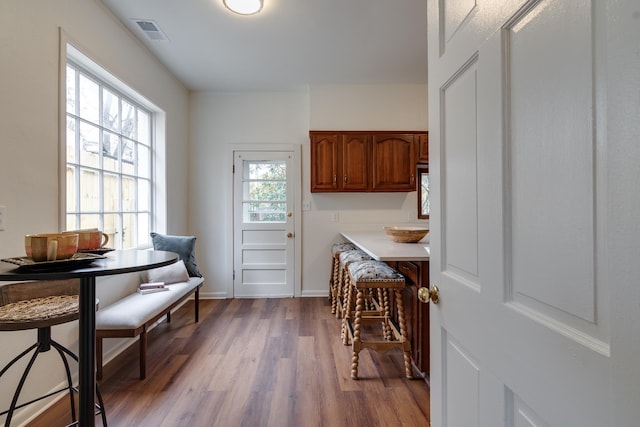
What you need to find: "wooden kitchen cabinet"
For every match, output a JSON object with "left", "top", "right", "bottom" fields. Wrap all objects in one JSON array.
[
  {"left": 417, "top": 132, "right": 429, "bottom": 163},
  {"left": 310, "top": 132, "right": 370, "bottom": 192},
  {"left": 310, "top": 131, "right": 425, "bottom": 193},
  {"left": 310, "top": 133, "right": 340, "bottom": 192},
  {"left": 372, "top": 134, "right": 417, "bottom": 191},
  {"left": 388, "top": 260, "right": 430, "bottom": 379},
  {"left": 342, "top": 133, "right": 371, "bottom": 191}
]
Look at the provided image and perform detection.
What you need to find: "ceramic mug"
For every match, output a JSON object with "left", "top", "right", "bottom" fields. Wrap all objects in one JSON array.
[
  {"left": 65, "top": 229, "right": 109, "bottom": 250},
  {"left": 26, "top": 233, "right": 79, "bottom": 262}
]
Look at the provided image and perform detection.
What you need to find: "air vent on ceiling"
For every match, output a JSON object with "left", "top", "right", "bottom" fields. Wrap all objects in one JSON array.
[{"left": 133, "top": 19, "right": 169, "bottom": 42}]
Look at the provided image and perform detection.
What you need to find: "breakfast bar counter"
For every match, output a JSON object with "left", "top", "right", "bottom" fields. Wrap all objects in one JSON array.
[
  {"left": 339, "top": 229, "right": 431, "bottom": 379},
  {"left": 340, "top": 230, "right": 430, "bottom": 261}
]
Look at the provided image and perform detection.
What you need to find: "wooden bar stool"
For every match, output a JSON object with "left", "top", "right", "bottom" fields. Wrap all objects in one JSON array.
[
  {"left": 342, "top": 260, "right": 412, "bottom": 380},
  {"left": 0, "top": 280, "right": 107, "bottom": 426},
  {"left": 335, "top": 250, "right": 373, "bottom": 320},
  {"left": 329, "top": 242, "right": 356, "bottom": 315}
]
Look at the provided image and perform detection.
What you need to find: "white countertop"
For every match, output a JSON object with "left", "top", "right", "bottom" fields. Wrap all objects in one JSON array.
[{"left": 340, "top": 231, "right": 430, "bottom": 261}]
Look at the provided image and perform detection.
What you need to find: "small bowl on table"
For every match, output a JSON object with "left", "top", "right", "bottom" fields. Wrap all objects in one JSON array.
[{"left": 383, "top": 226, "right": 429, "bottom": 243}]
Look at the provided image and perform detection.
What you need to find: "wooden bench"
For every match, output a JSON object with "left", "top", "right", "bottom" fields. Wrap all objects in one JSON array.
[{"left": 95, "top": 276, "right": 204, "bottom": 380}]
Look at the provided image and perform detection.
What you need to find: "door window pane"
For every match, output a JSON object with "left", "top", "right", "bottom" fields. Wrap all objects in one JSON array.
[{"left": 242, "top": 160, "right": 287, "bottom": 223}]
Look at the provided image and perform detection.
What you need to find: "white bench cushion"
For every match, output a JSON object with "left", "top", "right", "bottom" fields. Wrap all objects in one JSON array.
[{"left": 96, "top": 277, "right": 204, "bottom": 330}]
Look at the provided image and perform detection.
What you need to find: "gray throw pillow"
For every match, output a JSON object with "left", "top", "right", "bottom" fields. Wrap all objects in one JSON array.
[{"left": 150, "top": 232, "right": 202, "bottom": 277}]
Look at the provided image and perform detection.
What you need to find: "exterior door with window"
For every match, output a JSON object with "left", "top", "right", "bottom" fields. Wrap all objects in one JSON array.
[
  {"left": 427, "top": 0, "right": 638, "bottom": 426},
  {"left": 233, "top": 151, "right": 295, "bottom": 298}
]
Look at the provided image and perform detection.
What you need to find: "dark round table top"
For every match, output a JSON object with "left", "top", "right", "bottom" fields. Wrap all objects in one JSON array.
[{"left": 0, "top": 250, "right": 178, "bottom": 281}]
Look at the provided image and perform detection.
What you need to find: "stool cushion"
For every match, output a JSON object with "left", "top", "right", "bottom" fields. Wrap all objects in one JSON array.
[
  {"left": 348, "top": 261, "right": 404, "bottom": 283},
  {"left": 331, "top": 242, "right": 356, "bottom": 256},
  {"left": 339, "top": 250, "right": 373, "bottom": 266}
]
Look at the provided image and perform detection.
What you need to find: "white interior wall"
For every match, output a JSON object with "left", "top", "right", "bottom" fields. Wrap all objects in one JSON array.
[
  {"left": 189, "top": 90, "right": 310, "bottom": 298},
  {"left": 190, "top": 84, "right": 428, "bottom": 298},
  {"left": 0, "top": 1, "right": 189, "bottom": 424}
]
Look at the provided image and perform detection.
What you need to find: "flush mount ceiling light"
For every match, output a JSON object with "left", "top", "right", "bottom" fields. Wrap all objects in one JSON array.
[{"left": 223, "top": 0, "right": 263, "bottom": 15}]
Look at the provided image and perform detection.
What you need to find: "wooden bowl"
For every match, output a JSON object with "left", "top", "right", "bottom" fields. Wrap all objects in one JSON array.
[{"left": 383, "top": 226, "right": 429, "bottom": 243}]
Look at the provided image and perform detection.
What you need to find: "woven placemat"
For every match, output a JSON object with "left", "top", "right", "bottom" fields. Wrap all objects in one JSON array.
[{"left": 0, "top": 295, "right": 79, "bottom": 323}]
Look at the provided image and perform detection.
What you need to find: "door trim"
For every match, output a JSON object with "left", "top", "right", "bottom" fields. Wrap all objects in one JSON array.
[{"left": 228, "top": 143, "right": 302, "bottom": 298}]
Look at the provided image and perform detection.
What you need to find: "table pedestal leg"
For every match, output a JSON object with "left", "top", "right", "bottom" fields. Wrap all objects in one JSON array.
[{"left": 79, "top": 276, "right": 96, "bottom": 427}]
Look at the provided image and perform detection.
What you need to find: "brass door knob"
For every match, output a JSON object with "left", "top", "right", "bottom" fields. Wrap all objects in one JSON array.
[
  {"left": 418, "top": 285, "right": 439, "bottom": 304},
  {"left": 287, "top": 232, "right": 294, "bottom": 238}
]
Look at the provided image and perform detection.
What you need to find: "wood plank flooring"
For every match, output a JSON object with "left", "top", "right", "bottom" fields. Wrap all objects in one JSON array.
[{"left": 27, "top": 297, "right": 430, "bottom": 427}]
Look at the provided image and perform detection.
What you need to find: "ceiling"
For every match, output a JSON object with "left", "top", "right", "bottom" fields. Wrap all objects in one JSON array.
[{"left": 100, "top": 0, "right": 428, "bottom": 92}]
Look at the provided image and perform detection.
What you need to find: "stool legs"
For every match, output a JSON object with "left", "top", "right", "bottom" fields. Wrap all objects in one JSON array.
[
  {"left": 395, "top": 289, "right": 414, "bottom": 380},
  {"left": 330, "top": 255, "right": 339, "bottom": 314},
  {"left": 350, "top": 288, "right": 365, "bottom": 379},
  {"left": 341, "top": 276, "right": 353, "bottom": 345},
  {"left": 0, "top": 328, "right": 108, "bottom": 427}
]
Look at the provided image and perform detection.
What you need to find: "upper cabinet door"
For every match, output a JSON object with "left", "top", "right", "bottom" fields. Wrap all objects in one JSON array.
[
  {"left": 310, "top": 133, "right": 340, "bottom": 192},
  {"left": 371, "top": 134, "right": 416, "bottom": 191},
  {"left": 342, "top": 134, "right": 371, "bottom": 191},
  {"left": 417, "top": 133, "right": 429, "bottom": 163}
]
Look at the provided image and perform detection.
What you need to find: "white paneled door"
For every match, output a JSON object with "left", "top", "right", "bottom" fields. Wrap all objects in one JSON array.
[
  {"left": 233, "top": 150, "right": 295, "bottom": 298},
  {"left": 427, "top": 0, "right": 639, "bottom": 426}
]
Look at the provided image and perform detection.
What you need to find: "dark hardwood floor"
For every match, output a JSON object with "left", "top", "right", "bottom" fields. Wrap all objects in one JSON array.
[{"left": 27, "top": 297, "right": 430, "bottom": 427}]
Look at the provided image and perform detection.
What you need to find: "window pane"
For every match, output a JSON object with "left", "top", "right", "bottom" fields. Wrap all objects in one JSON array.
[
  {"left": 122, "top": 213, "right": 135, "bottom": 248},
  {"left": 66, "top": 117, "right": 77, "bottom": 163},
  {"left": 248, "top": 181, "right": 286, "bottom": 201},
  {"left": 247, "top": 161, "right": 286, "bottom": 180},
  {"left": 122, "top": 176, "right": 136, "bottom": 212},
  {"left": 79, "top": 74, "right": 99, "bottom": 124},
  {"left": 244, "top": 202, "right": 286, "bottom": 223},
  {"left": 137, "top": 213, "right": 150, "bottom": 247},
  {"left": 66, "top": 166, "right": 77, "bottom": 212},
  {"left": 121, "top": 100, "right": 135, "bottom": 139},
  {"left": 138, "top": 179, "right": 150, "bottom": 211},
  {"left": 66, "top": 215, "right": 77, "bottom": 231},
  {"left": 79, "top": 122, "right": 100, "bottom": 168},
  {"left": 103, "top": 214, "right": 119, "bottom": 247},
  {"left": 66, "top": 66, "right": 76, "bottom": 115},
  {"left": 80, "top": 214, "right": 100, "bottom": 230},
  {"left": 103, "top": 131, "right": 119, "bottom": 172},
  {"left": 138, "top": 110, "right": 150, "bottom": 146},
  {"left": 138, "top": 144, "right": 150, "bottom": 178},
  {"left": 102, "top": 88, "right": 119, "bottom": 132},
  {"left": 103, "top": 173, "right": 119, "bottom": 212},
  {"left": 122, "top": 139, "right": 135, "bottom": 175},
  {"left": 80, "top": 168, "right": 99, "bottom": 212},
  {"left": 421, "top": 174, "right": 430, "bottom": 217}
]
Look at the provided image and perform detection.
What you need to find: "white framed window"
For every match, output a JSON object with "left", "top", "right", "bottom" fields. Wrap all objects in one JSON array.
[{"left": 64, "top": 47, "right": 162, "bottom": 249}]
